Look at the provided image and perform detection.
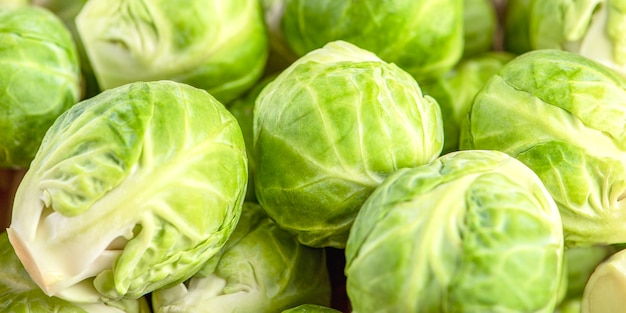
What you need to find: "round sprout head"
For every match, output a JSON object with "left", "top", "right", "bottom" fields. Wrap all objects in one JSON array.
[
  {"left": 7, "top": 81, "right": 248, "bottom": 302},
  {"left": 460, "top": 49, "right": 626, "bottom": 247},
  {"left": 345, "top": 150, "right": 564, "bottom": 312},
  {"left": 253, "top": 40, "right": 443, "bottom": 248}
]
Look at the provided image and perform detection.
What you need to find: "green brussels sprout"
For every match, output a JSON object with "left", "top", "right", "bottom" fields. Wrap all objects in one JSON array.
[
  {"left": 582, "top": 247, "right": 626, "bottom": 312},
  {"left": 460, "top": 49, "right": 626, "bottom": 247},
  {"left": 345, "top": 150, "right": 564, "bottom": 312},
  {"left": 503, "top": 0, "right": 626, "bottom": 78},
  {"left": 253, "top": 40, "right": 443, "bottom": 248},
  {"left": 0, "top": 5, "right": 81, "bottom": 168},
  {"left": 462, "top": 0, "right": 497, "bottom": 58},
  {"left": 0, "top": 232, "right": 151, "bottom": 313},
  {"left": 151, "top": 202, "right": 331, "bottom": 313},
  {"left": 421, "top": 51, "right": 514, "bottom": 154},
  {"left": 282, "top": 304, "right": 342, "bottom": 313},
  {"left": 7, "top": 81, "right": 248, "bottom": 302},
  {"left": 75, "top": 0, "right": 269, "bottom": 104},
  {"left": 279, "top": 0, "right": 463, "bottom": 81}
]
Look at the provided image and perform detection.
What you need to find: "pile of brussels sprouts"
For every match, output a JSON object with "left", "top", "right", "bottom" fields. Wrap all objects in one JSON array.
[{"left": 2, "top": 0, "right": 626, "bottom": 312}]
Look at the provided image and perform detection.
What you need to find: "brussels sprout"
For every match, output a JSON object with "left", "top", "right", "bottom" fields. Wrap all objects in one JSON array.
[
  {"left": 282, "top": 304, "right": 342, "bottom": 313},
  {"left": 253, "top": 40, "right": 443, "bottom": 248},
  {"left": 462, "top": 0, "right": 497, "bottom": 58},
  {"left": 503, "top": 0, "right": 626, "bottom": 78},
  {"left": 75, "top": 0, "right": 269, "bottom": 104},
  {"left": 421, "top": 51, "right": 514, "bottom": 153},
  {"left": 460, "top": 49, "right": 626, "bottom": 247},
  {"left": 151, "top": 202, "right": 331, "bottom": 313},
  {"left": 279, "top": 0, "right": 463, "bottom": 81},
  {"left": 345, "top": 150, "right": 564, "bottom": 312},
  {"left": 581, "top": 247, "right": 626, "bottom": 312},
  {"left": 0, "top": 231, "right": 151, "bottom": 313},
  {"left": 0, "top": 5, "right": 81, "bottom": 168},
  {"left": 7, "top": 81, "right": 248, "bottom": 302}
]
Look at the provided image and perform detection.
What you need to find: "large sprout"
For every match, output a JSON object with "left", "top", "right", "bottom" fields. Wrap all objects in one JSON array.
[
  {"left": 460, "top": 49, "right": 626, "bottom": 247},
  {"left": 345, "top": 150, "right": 564, "bottom": 312},
  {"left": 0, "top": 5, "right": 81, "bottom": 168},
  {"left": 7, "top": 80, "right": 248, "bottom": 302},
  {"left": 75, "top": 0, "right": 269, "bottom": 104},
  {"left": 253, "top": 40, "right": 443, "bottom": 248},
  {"left": 151, "top": 202, "right": 331, "bottom": 312},
  {"left": 278, "top": 0, "right": 463, "bottom": 81}
]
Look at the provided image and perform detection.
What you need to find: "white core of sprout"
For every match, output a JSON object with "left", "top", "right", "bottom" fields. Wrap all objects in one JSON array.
[{"left": 7, "top": 164, "right": 143, "bottom": 301}]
